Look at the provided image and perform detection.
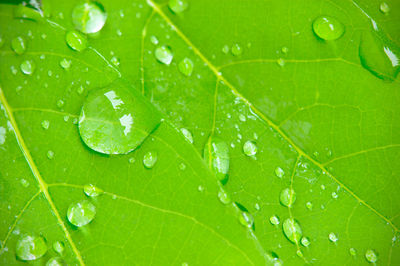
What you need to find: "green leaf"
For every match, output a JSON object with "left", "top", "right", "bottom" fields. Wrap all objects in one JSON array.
[{"left": 0, "top": 0, "right": 399, "bottom": 265}]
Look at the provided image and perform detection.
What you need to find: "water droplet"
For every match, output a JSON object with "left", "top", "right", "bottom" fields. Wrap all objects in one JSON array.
[
  {"left": 47, "top": 150, "right": 54, "bottom": 160},
  {"left": 301, "top": 236, "right": 310, "bottom": 247},
  {"left": 277, "top": 58, "right": 285, "bottom": 67},
  {"left": 306, "top": 201, "right": 313, "bottom": 210},
  {"left": 56, "top": 99, "right": 65, "bottom": 108},
  {"left": 168, "top": 0, "right": 188, "bottom": 14},
  {"left": 282, "top": 218, "right": 302, "bottom": 244},
  {"left": 328, "top": 232, "right": 338, "bottom": 242},
  {"left": 222, "top": 45, "right": 229, "bottom": 54},
  {"left": 180, "top": 128, "right": 193, "bottom": 143},
  {"left": 203, "top": 136, "right": 229, "bottom": 183},
  {"left": 331, "top": 191, "right": 338, "bottom": 199},
  {"left": 128, "top": 157, "right": 136, "bottom": 164},
  {"left": 359, "top": 29, "right": 400, "bottom": 81},
  {"left": 84, "top": 184, "right": 103, "bottom": 197},
  {"left": 150, "top": 35, "right": 158, "bottom": 45},
  {"left": 365, "top": 249, "right": 378, "bottom": 263},
  {"left": 254, "top": 203, "right": 260, "bottom": 210},
  {"left": 275, "top": 167, "right": 284, "bottom": 178},
  {"left": 59, "top": 58, "right": 71, "bottom": 70},
  {"left": 178, "top": 57, "right": 194, "bottom": 76},
  {"left": 14, "top": 4, "right": 43, "bottom": 21},
  {"left": 312, "top": 16, "right": 345, "bottom": 41},
  {"left": 280, "top": 188, "right": 296, "bottom": 207},
  {"left": 281, "top": 46, "right": 289, "bottom": 54},
  {"left": 52, "top": 241, "right": 64, "bottom": 254},
  {"left": 41, "top": 120, "right": 50, "bottom": 130},
  {"left": 77, "top": 85, "right": 85, "bottom": 95},
  {"left": 65, "top": 30, "right": 87, "bottom": 52},
  {"left": 380, "top": 2, "right": 390, "bottom": 14},
  {"left": 16, "top": 233, "right": 47, "bottom": 261},
  {"left": 79, "top": 86, "right": 161, "bottom": 154},
  {"left": 218, "top": 189, "right": 231, "bottom": 205},
  {"left": 155, "top": 45, "right": 173, "bottom": 65},
  {"left": 239, "top": 211, "right": 254, "bottom": 228},
  {"left": 20, "top": 178, "right": 29, "bottom": 187},
  {"left": 349, "top": 247, "right": 357, "bottom": 256},
  {"left": 110, "top": 56, "right": 120, "bottom": 67},
  {"left": 67, "top": 200, "right": 96, "bottom": 227},
  {"left": 11, "top": 36, "right": 26, "bottom": 55},
  {"left": 20, "top": 60, "right": 35, "bottom": 75},
  {"left": 243, "top": 140, "right": 257, "bottom": 157},
  {"left": 143, "top": 151, "right": 158, "bottom": 169},
  {"left": 46, "top": 257, "right": 64, "bottom": 266},
  {"left": 231, "top": 43, "right": 243, "bottom": 56},
  {"left": 197, "top": 185, "right": 204, "bottom": 192},
  {"left": 72, "top": 2, "right": 107, "bottom": 34},
  {"left": 179, "top": 162, "right": 186, "bottom": 170},
  {"left": 269, "top": 215, "right": 280, "bottom": 225}
]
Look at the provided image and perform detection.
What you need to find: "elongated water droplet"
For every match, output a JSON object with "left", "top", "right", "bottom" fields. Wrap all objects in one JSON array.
[
  {"left": 328, "top": 232, "right": 338, "bottom": 242},
  {"left": 20, "top": 60, "right": 36, "bottom": 75},
  {"left": 47, "top": 150, "right": 54, "bottom": 160},
  {"left": 359, "top": 29, "right": 400, "bottom": 81},
  {"left": 178, "top": 57, "right": 194, "bottom": 76},
  {"left": 349, "top": 247, "right": 357, "bottom": 256},
  {"left": 67, "top": 200, "right": 96, "bottom": 227},
  {"left": 312, "top": 16, "right": 344, "bottom": 41},
  {"left": 16, "top": 233, "right": 47, "bottom": 261},
  {"left": 282, "top": 218, "right": 302, "bottom": 244},
  {"left": 168, "top": 0, "right": 188, "bottom": 14},
  {"left": 150, "top": 35, "right": 158, "bottom": 45},
  {"left": 60, "top": 58, "right": 71, "bottom": 70},
  {"left": 84, "top": 184, "right": 103, "bottom": 197},
  {"left": 380, "top": 2, "right": 390, "bottom": 14},
  {"left": 143, "top": 151, "right": 157, "bottom": 169},
  {"left": 231, "top": 43, "right": 243, "bottom": 56},
  {"left": 239, "top": 212, "right": 254, "bottom": 228},
  {"left": 155, "top": 45, "right": 173, "bottom": 65},
  {"left": 280, "top": 188, "right": 296, "bottom": 207},
  {"left": 41, "top": 120, "right": 50, "bottom": 130},
  {"left": 65, "top": 30, "right": 87, "bottom": 52},
  {"left": 46, "top": 257, "right": 64, "bottom": 266},
  {"left": 269, "top": 215, "right": 280, "bottom": 225},
  {"left": 11, "top": 36, "right": 26, "bottom": 55},
  {"left": 365, "top": 249, "right": 378, "bottom": 263},
  {"left": 180, "top": 128, "right": 193, "bottom": 143},
  {"left": 72, "top": 2, "right": 107, "bottom": 34},
  {"left": 222, "top": 45, "right": 229, "bottom": 54},
  {"left": 275, "top": 167, "right": 284, "bottom": 178},
  {"left": 14, "top": 4, "right": 43, "bottom": 21},
  {"left": 203, "top": 136, "right": 229, "bottom": 183},
  {"left": 53, "top": 241, "right": 64, "bottom": 254},
  {"left": 301, "top": 236, "right": 310, "bottom": 247},
  {"left": 79, "top": 84, "right": 161, "bottom": 154},
  {"left": 243, "top": 140, "right": 257, "bottom": 157},
  {"left": 218, "top": 189, "right": 231, "bottom": 205}
]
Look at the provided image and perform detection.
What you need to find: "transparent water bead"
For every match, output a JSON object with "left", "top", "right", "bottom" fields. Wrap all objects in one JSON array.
[
  {"left": 243, "top": 140, "right": 257, "bottom": 157},
  {"left": 84, "top": 184, "right": 103, "bottom": 197},
  {"left": 217, "top": 189, "right": 231, "bottom": 205},
  {"left": 269, "top": 215, "right": 280, "bottom": 225},
  {"left": 16, "top": 233, "right": 47, "bottom": 261},
  {"left": 239, "top": 211, "right": 254, "bottom": 228},
  {"left": 155, "top": 45, "right": 173, "bottom": 65},
  {"left": 67, "top": 200, "right": 96, "bottom": 227},
  {"left": 11, "top": 36, "right": 26, "bottom": 55},
  {"left": 203, "top": 136, "right": 229, "bottom": 183},
  {"left": 312, "top": 16, "right": 344, "bottom": 41},
  {"left": 143, "top": 151, "right": 158, "bottom": 169},
  {"left": 20, "top": 60, "right": 36, "bottom": 75},
  {"left": 280, "top": 188, "right": 296, "bottom": 207},
  {"left": 282, "top": 218, "right": 302, "bottom": 244},
  {"left": 178, "top": 57, "right": 194, "bottom": 76},
  {"left": 65, "top": 30, "right": 87, "bottom": 52},
  {"left": 328, "top": 232, "right": 338, "bottom": 242},
  {"left": 78, "top": 85, "right": 161, "bottom": 154},
  {"left": 72, "top": 2, "right": 107, "bottom": 34},
  {"left": 365, "top": 249, "right": 378, "bottom": 263},
  {"left": 168, "top": 0, "right": 188, "bottom": 14}
]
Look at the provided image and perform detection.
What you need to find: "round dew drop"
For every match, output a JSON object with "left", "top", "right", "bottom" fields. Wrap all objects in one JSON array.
[
  {"left": 41, "top": 120, "right": 50, "bottom": 130},
  {"left": 231, "top": 43, "right": 243, "bottom": 56},
  {"left": 217, "top": 189, "right": 231, "bottom": 205},
  {"left": 328, "top": 232, "right": 338, "bottom": 242},
  {"left": 84, "top": 184, "right": 103, "bottom": 197},
  {"left": 365, "top": 249, "right": 378, "bottom": 263},
  {"left": 111, "top": 56, "right": 120, "bottom": 67},
  {"left": 46, "top": 257, "right": 64, "bottom": 266},
  {"left": 53, "top": 241, "right": 64, "bottom": 254},
  {"left": 301, "top": 236, "right": 310, "bottom": 247},
  {"left": 11, "top": 36, "right": 26, "bottom": 55},
  {"left": 282, "top": 218, "right": 302, "bottom": 244},
  {"left": 143, "top": 151, "right": 158, "bottom": 169},
  {"left": 67, "top": 200, "right": 96, "bottom": 227},
  {"left": 178, "top": 57, "right": 194, "bottom": 76},
  {"left": 168, "top": 0, "right": 188, "bottom": 14},
  {"left": 65, "top": 30, "right": 87, "bottom": 52},
  {"left": 20, "top": 60, "right": 36, "bottom": 75},
  {"left": 312, "top": 16, "right": 345, "bottom": 41},
  {"left": 59, "top": 58, "right": 71, "bottom": 70},
  {"left": 222, "top": 45, "right": 229, "bottom": 54},
  {"left": 275, "top": 167, "right": 284, "bottom": 178},
  {"left": 269, "top": 215, "right": 280, "bottom": 225},
  {"left": 16, "top": 233, "right": 47, "bottom": 261},
  {"left": 349, "top": 247, "right": 357, "bottom": 256},
  {"left": 155, "top": 45, "right": 173, "bottom": 65},
  {"left": 280, "top": 188, "right": 296, "bottom": 207},
  {"left": 243, "top": 140, "right": 257, "bottom": 157},
  {"left": 72, "top": 2, "right": 107, "bottom": 34}
]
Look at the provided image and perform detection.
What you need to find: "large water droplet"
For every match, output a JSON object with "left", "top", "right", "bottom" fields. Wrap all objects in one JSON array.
[
  {"left": 365, "top": 249, "right": 378, "bottom": 263},
  {"left": 282, "top": 218, "right": 302, "bottom": 244},
  {"left": 312, "top": 16, "right": 344, "bottom": 41},
  {"left": 203, "top": 136, "right": 229, "bottom": 183},
  {"left": 143, "top": 151, "right": 158, "bottom": 169},
  {"left": 11, "top": 36, "right": 26, "bottom": 55},
  {"left": 380, "top": 2, "right": 390, "bottom": 14},
  {"left": 359, "top": 29, "right": 400, "bottom": 81},
  {"left": 16, "top": 233, "right": 47, "bottom": 261},
  {"left": 72, "top": 2, "right": 107, "bottom": 34},
  {"left": 178, "top": 57, "right": 194, "bottom": 76},
  {"left": 46, "top": 257, "right": 64, "bottom": 266},
  {"left": 78, "top": 84, "right": 161, "bottom": 154},
  {"left": 243, "top": 140, "right": 257, "bottom": 157},
  {"left": 14, "top": 4, "right": 43, "bottom": 21},
  {"left": 239, "top": 211, "right": 254, "bottom": 228},
  {"left": 20, "top": 60, "right": 36, "bottom": 75},
  {"left": 155, "top": 45, "right": 173, "bottom": 65},
  {"left": 67, "top": 200, "right": 96, "bottom": 227},
  {"left": 65, "top": 30, "right": 87, "bottom": 52},
  {"left": 84, "top": 184, "right": 103, "bottom": 197},
  {"left": 53, "top": 241, "right": 64, "bottom": 255},
  {"left": 280, "top": 188, "right": 296, "bottom": 207},
  {"left": 168, "top": 0, "right": 188, "bottom": 14}
]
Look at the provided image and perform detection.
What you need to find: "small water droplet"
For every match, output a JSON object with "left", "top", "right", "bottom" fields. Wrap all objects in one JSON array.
[
  {"left": 328, "top": 232, "right": 338, "bottom": 242},
  {"left": 231, "top": 43, "right": 243, "bottom": 56},
  {"left": 110, "top": 56, "right": 120, "bottom": 67},
  {"left": 238, "top": 114, "right": 246, "bottom": 122},
  {"left": 380, "top": 2, "right": 390, "bottom": 14},
  {"left": 72, "top": 2, "right": 107, "bottom": 34},
  {"left": 254, "top": 203, "right": 260, "bottom": 210},
  {"left": 365, "top": 249, "right": 378, "bottom": 263},
  {"left": 143, "top": 151, "right": 158, "bottom": 169},
  {"left": 217, "top": 189, "right": 231, "bottom": 205},
  {"left": 301, "top": 236, "right": 310, "bottom": 247},
  {"left": 280, "top": 188, "right": 296, "bottom": 207},
  {"left": 155, "top": 45, "right": 173, "bottom": 65},
  {"left": 56, "top": 99, "right": 65, "bottom": 108},
  {"left": 282, "top": 218, "right": 302, "bottom": 244},
  {"left": 178, "top": 57, "right": 194, "bottom": 76},
  {"left": 275, "top": 167, "right": 284, "bottom": 178},
  {"left": 349, "top": 247, "right": 357, "bottom": 256},
  {"left": 277, "top": 58, "right": 285, "bottom": 67},
  {"left": 282, "top": 46, "right": 289, "bottom": 54},
  {"left": 150, "top": 35, "right": 158, "bottom": 45},
  {"left": 203, "top": 136, "right": 229, "bottom": 183},
  {"left": 11, "top": 36, "right": 26, "bottom": 55},
  {"left": 20, "top": 178, "right": 29, "bottom": 187},
  {"left": 128, "top": 157, "right": 136, "bottom": 164},
  {"left": 59, "top": 58, "right": 71, "bottom": 70},
  {"left": 47, "top": 150, "right": 54, "bottom": 160},
  {"left": 84, "top": 184, "right": 103, "bottom": 197},
  {"left": 243, "top": 140, "right": 257, "bottom": 157},
  {"left": 53, "top": 241, "right": 64, "bottom": 255},
  {"left": 222, "top": 45, "right": 229, "bottom": 54},
  {"left": 179, "top": 162, "right": 186, "bottom": 170},
  {"left": 180, "top": 128, "right": 193, "bottom": 143},
  {"left": 77, "top": 85, "right": 85, "bottom": 95},
  {"left": 67, "top": 200, "right": 96, "bottom": 227},
  {"left": 46, "top": 257, "right": 64, "bottom": 266},
  {"left": 312, "top": 16, "right": 344, "bottom": 41},
  {"left": 269, "top": 215, "right": 280, "bottom": 225},
  {"left": 41, "top": 120, "right": 50, "bottom": 130},
  {"left": 306, "top": 201, "right": 313, "bottom": 210},
  {"left": 16, "top": 233, "right": 47, "bottom": 261},
  {"left": 320, "top": 184, "right": 326, "bottom": 190},
  {"left": 239, "top": 211, "right": 254, "bottom": 228},
  {"left": 65, "top": 30, "right": 87, "bottom": 52},
  {"left": 331, "top": 191, "right": 338, "bottom": 199},
  {"left": 20, "top": 60, "right": 36, "bottom": 75},
  {"left": 197, "top": 185, "right": 204, "bottom": 192},
  {"left": 168, "top": 0, "right": 188, "bottom": 14}
]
